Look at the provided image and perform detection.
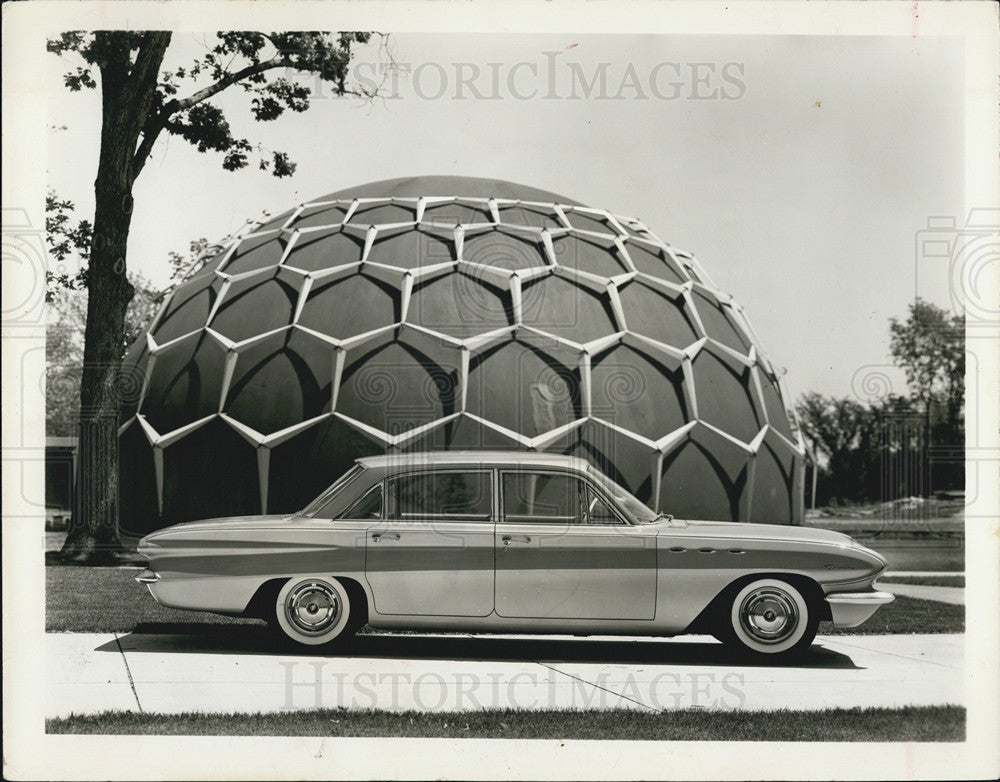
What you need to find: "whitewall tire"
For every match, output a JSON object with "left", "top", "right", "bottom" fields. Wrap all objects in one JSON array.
[
  {"left": 274, "top": 576, "right": 353, "bottom": 647},
  {"left": 724, "top": 578, "right": 817, "bottom": 658}
]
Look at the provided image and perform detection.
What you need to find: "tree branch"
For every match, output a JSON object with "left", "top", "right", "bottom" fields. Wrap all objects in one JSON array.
[
  {"left": 133, "top": 53, "right": 289, "bottom": 175},
  {"left": 172, "top": 54, "right": 291, "bottom": 113}
]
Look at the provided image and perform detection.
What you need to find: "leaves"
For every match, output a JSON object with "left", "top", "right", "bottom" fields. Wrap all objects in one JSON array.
[
  {"left": 165, "top": 102, "right": 242, "bottom": 153},
  {"left": 63, "top": 66, "right": 97, "bottom": 91},
  {"left": 796, "top": 299, "right": 965, "bottom": 505},
  {"left": 45, "top": 191, "right": 93, "bottom": 299},
  {"left": 50, "top": 30, "right": 388, "bottom": 179},
  {"left": 888, "top": 298, "right": 965, "bottom": 412}
]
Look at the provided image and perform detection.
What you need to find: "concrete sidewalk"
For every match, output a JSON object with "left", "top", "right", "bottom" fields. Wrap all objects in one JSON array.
[
  {"left": 46, "top": 631, "right": 964, "bottom": 718},
  {"left": 879, "top": 583, "right": 965, "bottom": 605}
]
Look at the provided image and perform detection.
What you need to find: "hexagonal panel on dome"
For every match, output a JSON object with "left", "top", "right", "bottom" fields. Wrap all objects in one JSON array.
[
  {"left": 756, "top": 364, "right": 795, "bottom": 440},
  {"left": 691, "top": 350, "right": 762, "bottom": 444},
  {"left": 521, "top": 275, "right": 618, "bottom": 343},
  {"left": 152, "top": 274, "right": 222, "bottom": 344},
  {"left": 223, "top": 233, "right": 286, "bottom": 275},
  {"left": 660, "top": 438, "right": 741, "bottom": 521},
  {"left": 224, "top": 329, "right": 335, "bottom": 437},
  {"left": 337, "top": 336, "right": 461, "bottom": 436},
  {"left": 748, "top": 438, "right": 795, "bottom": 523},
  {"left": 617, "top": 280, "right": 698, "bottom": 347},
  {"left": 292, "top": 203, "right": 350, "bottom": 230},
  {"left": 267, "top": 417, "right": 383, "bottom": 513},
  {"left": 161, "top": 418, "right": 260, "bottom": 521},
  {"left": 367, "top": 227, "right": 455, "bottom": 269},
  {"left": 408, "top": 271, "right": 512, "bottom": 338},
  {"left": 141, "top": 333, "right": 226, "bottom": 435},
  {"left": 552, "top": 233, "right": 629, "bottom": 278},
  {"left": 614, "top": 216, "right": 655, "bottom": 240},
  {"left": 298, "top": 272, "right": 399, "bottom": 340},
  {"left": 623, "top": 238, "right": 687, "bottom": 283},
  {"left": 350, "top": 201, "right": 416, "bottom": 226},
  {"left": 496, "top": 204, "right": 563, "bottom": 230},
  {"left": 563, "top": 209, "right": 620, "bottom": 236},
  {"left": 184, "top": 247, "right": 229, "bottom": 283},
  {"left": 692, "top": 290, "right": 752, "bottom": 353},
  {"left": 462, "top": 230, "right": 548, "bottom": 272},
  {"left": 421, "top": 201, "right": 494, "bottom": 225},
  {"left": 284, "top": 228, "right": 365, "bottom": 272},
  {"left": 568, "top": 422, "right": 656, "bottom": 502},
  {"left": 118, "top": 421, "right": 159, "bottom": 537},
  {"left": 590, "top": 344, "right": 687, "bottom": 439},
  {"left": 255, "top": 208, "right": 296, "bottom": 233},
  {"left": 117, "top": 341, "right": 152, "bottom": 424},
  {"left": 210, "top": 273, "right": 298, "bottom": 343},
  {"left": 466, "top": 338, "right": 580, "bottom": 438}
]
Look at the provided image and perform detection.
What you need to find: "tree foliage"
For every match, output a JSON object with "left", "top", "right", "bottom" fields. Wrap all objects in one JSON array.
[
  {"left": 47, "top": 31, "right": 384, "bottom": 192},
  {"left": 796, "top": 299, "right": 965, "bottom": 506},
  {"left": 889, "top": 298, "right": 965, "bottom": 432},
  {"left": 45, "top": 191, "right": 93, "bottom": 296}
]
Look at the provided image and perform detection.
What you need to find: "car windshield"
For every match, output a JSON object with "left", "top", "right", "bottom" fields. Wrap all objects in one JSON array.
[
  {"left": 587, "top": 470, "right": 659, "bottom": 524},
  {"left": 295, "top": 464, "right": 365, "bottom": 518}
]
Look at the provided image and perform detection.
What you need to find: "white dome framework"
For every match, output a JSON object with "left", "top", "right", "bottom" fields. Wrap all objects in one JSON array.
[{"left": 119, "top": 179, "right": 806, "bottom": 535}]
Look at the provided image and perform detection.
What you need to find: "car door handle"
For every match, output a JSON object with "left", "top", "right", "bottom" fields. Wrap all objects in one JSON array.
[
  {"left": 371, "top": 533, "right": 401, "bottom": 542},
  {"left": 501, "top": 535, "right": 531, "bottom": 545}
]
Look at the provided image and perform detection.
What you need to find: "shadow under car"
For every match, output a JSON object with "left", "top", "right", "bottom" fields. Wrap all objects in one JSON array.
[{"left": 98, "top": 624, "right": 861, "bottom": 669}]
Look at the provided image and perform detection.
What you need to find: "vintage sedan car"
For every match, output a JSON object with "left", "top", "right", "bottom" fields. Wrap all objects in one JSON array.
[{"left": 136, "top": 451, "right": 893, "bottom": 659}]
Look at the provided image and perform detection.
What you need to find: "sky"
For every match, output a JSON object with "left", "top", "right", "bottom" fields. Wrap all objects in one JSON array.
[{"left": 45, "top": 32, "right": 966, "bottom": 404}]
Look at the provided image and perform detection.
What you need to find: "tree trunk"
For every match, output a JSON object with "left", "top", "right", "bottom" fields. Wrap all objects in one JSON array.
[
  {"left": 61, "top": 141, "right": 137, "bottom": 560},
  {"left": 61, "top": 35, "right": 158, "bottom": 562}
]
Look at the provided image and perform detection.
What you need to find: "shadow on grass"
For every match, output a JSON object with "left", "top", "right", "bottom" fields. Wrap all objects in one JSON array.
[{"left": 98, "top": 625, "right": 860, "bottom": 669}]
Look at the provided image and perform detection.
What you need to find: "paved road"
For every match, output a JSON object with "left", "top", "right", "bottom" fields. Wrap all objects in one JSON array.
[{"left": 46, "top": 631, "right": 964, "bottom": 718}]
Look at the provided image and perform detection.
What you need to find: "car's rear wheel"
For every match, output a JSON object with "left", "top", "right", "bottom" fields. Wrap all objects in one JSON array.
[
  {"left": 273, "top": 576, "right": 355, "bottom": 648},
  {"left": 717, "top": 578, "right": 818, "bottom": 660}
]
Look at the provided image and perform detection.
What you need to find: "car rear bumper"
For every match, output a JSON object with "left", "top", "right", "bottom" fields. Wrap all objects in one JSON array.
[{"left": 826, "top": 591, "right": 895, "bottom": 628}]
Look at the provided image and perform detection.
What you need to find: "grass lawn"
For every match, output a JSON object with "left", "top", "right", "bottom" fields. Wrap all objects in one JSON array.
[
  {"left": 46, "top": 566, "right": 262, "bottom": 633},
  {"left": 819, "top": 594, "right": 963, "bottom": 635},
  {"left": 880, "top": 575, "right": 966, "bottom": 588},
  {"left": 47, "top": 704, "right": 965, "bottom": 741},
  {"left": 48, "top": 565, "right": 964, "bottom": 636}
]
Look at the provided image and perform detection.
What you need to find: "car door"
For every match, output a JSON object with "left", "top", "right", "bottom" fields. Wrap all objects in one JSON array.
[
  {"left": 364, "top": 469, "right": 495, "bottom": 617},
  {"left": 494, "top": 469, "right": 657, "bottom": 620}
]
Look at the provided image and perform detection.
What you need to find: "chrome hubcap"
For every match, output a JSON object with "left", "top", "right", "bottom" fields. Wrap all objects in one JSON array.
[
  {"left": 285, "top": 581, "right": 340, "bottom": 635},
  {"left": 739, "top": 587, "right": 798, "bottom": 643}
]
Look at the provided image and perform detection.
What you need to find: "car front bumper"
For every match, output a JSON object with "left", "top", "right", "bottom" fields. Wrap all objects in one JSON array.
[{"left": 825, "top": 591, "right": 895, "bottom": 628}]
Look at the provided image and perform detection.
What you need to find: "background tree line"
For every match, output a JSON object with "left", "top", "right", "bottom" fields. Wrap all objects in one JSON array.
[{"left": 795, "top": 299, "right": 965, "bottom": 507}]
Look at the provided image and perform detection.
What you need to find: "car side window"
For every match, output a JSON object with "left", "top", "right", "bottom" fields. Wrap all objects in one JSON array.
[
  {"left": 503, "top": 471, "right": 623, "bottom": 525},
  {"left": 503, "top": 471, "right": 586, "bottom": 523},
  {"left": 337, "top": 484, "right": 383, "bottom": 520},
  {"left": 390, "top": 471, "right": 492, "bottom": 521},
  {"left": 584, "top": 487, "right": 621, "bottom": 524}
]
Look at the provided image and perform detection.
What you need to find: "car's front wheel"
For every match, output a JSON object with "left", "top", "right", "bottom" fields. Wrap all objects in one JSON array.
[
  {"left": 273, "top": 576, "right": 355, "bottom": 648},
  {"left": 717, "top": 578, "right": 818, "bottom": 660}
]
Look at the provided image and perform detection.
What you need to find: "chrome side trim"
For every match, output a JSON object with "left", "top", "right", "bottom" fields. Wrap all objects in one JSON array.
[{"left": 826, "top": 591, "right": 894, "bottom": 628}]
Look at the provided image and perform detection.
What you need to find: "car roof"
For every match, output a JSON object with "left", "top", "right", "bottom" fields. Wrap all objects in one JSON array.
[{"left": 355, "top": 450, "right": 594, "bottom": 472}]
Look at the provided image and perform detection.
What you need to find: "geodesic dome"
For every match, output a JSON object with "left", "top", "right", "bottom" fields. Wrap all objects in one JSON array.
[{"left": 119, "top": 176, "right": 805, "bottom": 537}]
